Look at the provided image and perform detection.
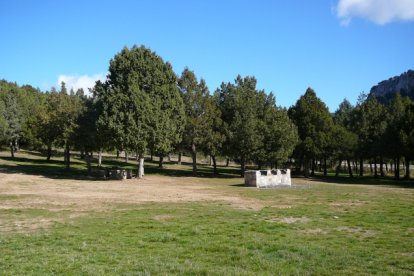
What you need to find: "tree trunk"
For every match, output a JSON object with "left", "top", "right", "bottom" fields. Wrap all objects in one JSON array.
[
  {"left": 310, "top": 158, "right": 315, "bottom": 176},
  {"left": 395, "top": 157, "right": 400, "bottom": 180},
  {"left": 369, "top": 162, "right": 373, "bottom": 174},
  {"left": 116, "top": 150, "right": 119, "bottom": 159},
  {"left": 354, "top": 160, "right": 358, "bottom": 174},
  {"left": 240, "top": 157, "right": 246, "bottom": 177},
  {"left": 347, "top": 159, "right": 353, "bottom": 177},
  {"left": 65, "top": 143, "right": 70, "bottom": 171},
  {"left": 9, "top": 141, "right": 14, "bottom": 158},
  {"left": 298, "top": 155, "right": 303, "bottom": 175},
  {"left": 258, "top": 161, "right": 262, "bottom": 170},
  {"left": 86, "top": 154, "right": 92, "bottom": 175},
  {"left": 125, "top": 151, "right": 129, "bottom": 163},
  {"left": 374, "top": 157, "right": 378, "bottom": 178},
  {"left": 80, "top": 150, "right": 85, "bottom": 160},
  {"left": 46, "top": 144, "right": 52, "bottom": 162},
  {"left": 385, "top": 162, "right": 388, "bottom": 174},
  {"left": 159, "top": 156, "right": 164, "bottom": 168},
  {"left": 304, "top": 157, "right": 309, "bottom": 178},
  {"left": 137, "top": 154, "right": 144, "bottom": 179},
  {"left": 335, "top": 159, "right": 342, "bottom": 177},
  {"left": 405, "top": 156, "right": 410, "bottom": 179},
  {"left": 359, "top": 157, "right": 364, "bottom": 176},
  {"left": 191, "top": 143, "right": 197, "bottom": 176},
  {"left": 178, "top": 152, "right": 182, "bottom": 165},
  {"left": 380, "top": 156, "right": 384, "bottom": 177},
  {"left": 323, "top": 157, "right": 327, "bottom": 176},
  {"left": 212, "top": 155, "right": 218, "bottom": 176},
  {"left": 98, "top": 149, "right": 102, "bottom": 167},
  {"left": 226, "top": 158, "right": 229, "bottom": 167}
]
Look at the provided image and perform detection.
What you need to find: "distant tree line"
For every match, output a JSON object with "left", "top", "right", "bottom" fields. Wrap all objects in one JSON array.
[{"left": 0, "top": 45, "right": 413, "bottom": 179}]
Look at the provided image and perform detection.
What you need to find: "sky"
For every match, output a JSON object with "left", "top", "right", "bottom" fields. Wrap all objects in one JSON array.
[{"left": 0, "top": 0, "right": 413, "bottom": 111}]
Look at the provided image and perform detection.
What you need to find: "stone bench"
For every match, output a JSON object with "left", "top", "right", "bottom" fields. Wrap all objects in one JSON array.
[
  {"left": 244, "top": 169, "right": 291, "bottom": 188},
  {"left": 90, "top": 168, "right": 133, "bottom": 180}
]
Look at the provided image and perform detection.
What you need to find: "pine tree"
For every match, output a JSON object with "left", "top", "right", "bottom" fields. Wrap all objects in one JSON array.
[
  {"left": 96, "top": 45, "right": 185, "bottom": 178},
  {"left": 288, "top": 88, "right": 334, "bottom": 177}
]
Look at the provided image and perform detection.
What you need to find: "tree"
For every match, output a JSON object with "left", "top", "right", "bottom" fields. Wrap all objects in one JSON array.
[
  {"left": 96, "top": 45, "right": 185, "bottom": 178},
  {"left": 334, "top": 98, "right": 353, "bottom": 128},
  {"left": 201, "top": 93, "right": 225, "bottom": 175},
  {"left": 216, "top": 76, "right": 297, "bottom": 176},
  {"left": 288, "top": 88, "right": 334, "bottom": 177},
  {"left": 332, "top": 125, "right": 358, "bottom": 177},
  {"left": 58, "top": 83, "right": 84, "bottom": 170},
  {"left": 385, "top": 94, "right": 413, "bottom": 179},
  {"left": 262, "top": 95, "right": 298, "bottom": 169},
  {"left": 352, "top": 95, "right": 387, "bottom": 177},
  {"left": 3, "top": 94, "right": 22, "bottom": 158},
  {"left": 334, "top": 99, "right": 358, "bottom": 177},
  {"left": 406, "top": 101, "right": 414, "bottom": 178},
  {"left": 216, "top": 76, "right": 264, "bottom": 176},
  {"left": 0, "top": 99, "right": 7, "bottom": 144},
  {"left": 36, "top": 88, "right": 64, "bottom": 161},
  {"left": 178, "top": 68, "right": 218, "bottom": 175}
]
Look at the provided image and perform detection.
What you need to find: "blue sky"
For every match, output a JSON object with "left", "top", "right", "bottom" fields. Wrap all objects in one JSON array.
[{"left": 0, "top": 0, "right": 413, "bottom": 111}]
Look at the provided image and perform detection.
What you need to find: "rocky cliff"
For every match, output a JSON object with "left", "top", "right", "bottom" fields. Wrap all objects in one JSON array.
[{"left": 369, "top": 70, "right": 414, "bottom": 104}]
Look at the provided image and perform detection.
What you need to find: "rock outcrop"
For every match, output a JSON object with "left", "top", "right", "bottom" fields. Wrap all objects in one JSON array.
[{"left": 369, "top": 70, "right": 414, "bottom": 104}]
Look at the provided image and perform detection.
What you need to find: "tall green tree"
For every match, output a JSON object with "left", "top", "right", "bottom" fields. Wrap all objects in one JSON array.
[
  {"left": 334, "top": 99, "right": 357, "bottom": 177},
  {"left": 97, "top": 45, "right": 185, "bottom": 178},
  {"left": 201, "top": 93, "right": 225, "bottom": 175},
  {"left": 3, "top": 94, "right": 22, "bottom": 158},
  {"left": 216, "top": 76, "right": 264, "bottom": 176},
  {"left": 178, "top": 68, "right": 218, "bottom": 175},
  {"left": 352, "top": 95, "right": 387, "bottom": 177},
  {"left": 288, "top": 88, "right": 334, "bottom": 177},
  {"left": 262, "top": 95, "right": 298, "bottom": 169},
  {"left": 0, "top": 99, "right": 7, "bottom": 144},
  {"left": 385, "top": 94, "right": 413, "bottom": 179},
  {"left": 36, "top": 88, "right": 64, "bottom": 161},
  {"left": 217, "top": 76, "right": 297, "bottom": 176},
  {"left": 59, "top": 83, "right": 84, "bottom": 170}
]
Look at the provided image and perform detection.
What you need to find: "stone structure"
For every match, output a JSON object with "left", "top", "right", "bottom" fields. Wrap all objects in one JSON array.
[
  {"left": 90, "top": 167, "right": 133, "bottom": 180},
  {"left": 244, "top": 169, "right": 291, "bottom": 188}
]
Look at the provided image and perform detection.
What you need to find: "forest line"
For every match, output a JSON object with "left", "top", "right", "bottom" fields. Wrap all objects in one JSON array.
[{"left": 0, "top": 45, "right": 413, "bottom": 179}]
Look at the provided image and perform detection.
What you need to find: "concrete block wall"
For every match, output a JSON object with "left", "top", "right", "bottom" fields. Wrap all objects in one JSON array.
[{"left": 244, "top": 169, "right": 291, "bottom": 188}]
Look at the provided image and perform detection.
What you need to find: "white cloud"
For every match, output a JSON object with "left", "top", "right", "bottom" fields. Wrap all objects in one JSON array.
[
  {"left": 57, "top": 73, "right": 106, "bottom": 95},
  {"left": 336, "top": 0, "right": 414, "bottom": 25}
]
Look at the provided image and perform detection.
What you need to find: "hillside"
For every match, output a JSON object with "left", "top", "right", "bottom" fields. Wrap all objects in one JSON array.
[{"left": 369, "top": 70, "right": 414, "bottom": 104}]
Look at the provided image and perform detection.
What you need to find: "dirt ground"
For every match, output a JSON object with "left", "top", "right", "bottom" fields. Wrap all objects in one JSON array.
[
  {"left": 0, "top": 171, "right": 271, "bottom": 231},
  {"left": 0, "top": 172, "right": 267, "bottom": 209}
]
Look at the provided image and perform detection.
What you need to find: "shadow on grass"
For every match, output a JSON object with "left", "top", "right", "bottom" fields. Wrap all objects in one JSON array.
[
  {"left": 0, "top": 160, "right": 91, "bottom": 181},
  {"left": 0, "top": 153, "right": 242, "bottom": 181},
  {"left": 301, "top": 174, "right": 414, "bottom": 189}
]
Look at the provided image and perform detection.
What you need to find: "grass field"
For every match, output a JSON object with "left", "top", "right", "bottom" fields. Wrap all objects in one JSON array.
[{"left": 1, "top": 150, "right": 414, "bottom": 274}]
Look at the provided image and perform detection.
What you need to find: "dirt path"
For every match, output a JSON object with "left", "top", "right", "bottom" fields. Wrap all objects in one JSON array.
[
  {"left": 0, "top": 172, "right": 264, "bottom": 212},
  {"left": 0, "top": 172, "right": 269, "bottom": 233}
]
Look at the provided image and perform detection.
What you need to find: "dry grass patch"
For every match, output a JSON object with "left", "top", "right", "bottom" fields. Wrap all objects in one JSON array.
[
  {"left": 266, "top": 216, "right": 311, "bottom": 224},
  {"left": 336, "top": 226, "right": 378, "bottom": 238},
  {"left": 299, "top": 228, "right": 328, "bottom": 235}
]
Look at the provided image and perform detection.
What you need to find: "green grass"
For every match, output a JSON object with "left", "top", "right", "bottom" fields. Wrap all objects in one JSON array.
[
  {"left": 1, "top": 199, "right": 413, "bottom": 275},
  {"left": 1, "top": 150, "right": 414, "bottom": 274}
]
